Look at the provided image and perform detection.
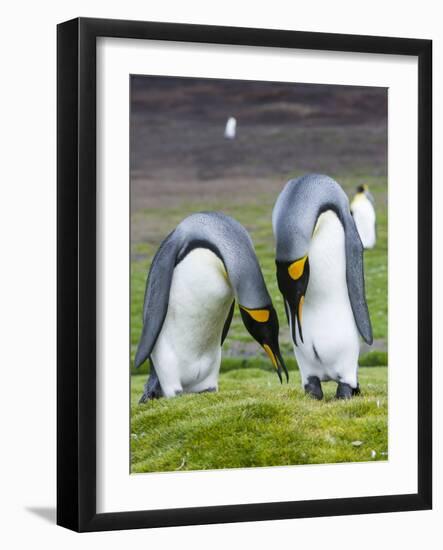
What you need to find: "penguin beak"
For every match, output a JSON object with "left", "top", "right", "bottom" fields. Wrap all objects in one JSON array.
[
  {"left": 277, "top": 257, "right": 310, "bottom": 347},
  {"left": 284, "top": 292, "right": 306, "bottom": 345},
  {"left": 239, "top": 305, "right": 289, "bottom": 383},
  {"left": 263, "top": 344, "right": 289, "bottom": 383}
]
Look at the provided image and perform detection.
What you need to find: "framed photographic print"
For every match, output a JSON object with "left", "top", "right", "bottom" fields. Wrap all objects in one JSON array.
[{"left": 57, "top": 17, "right": 432, "bottom": 532}]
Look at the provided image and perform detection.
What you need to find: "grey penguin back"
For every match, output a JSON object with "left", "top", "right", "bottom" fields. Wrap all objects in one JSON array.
[
  {"left": 273, "top": 174, "right": 349, "bottom": 262},
  {"left": 272, "top": 174, "right": 373, "bottom": 345},
  {"left": 175, "top": 211, "right": 271, "bottom": 309}
]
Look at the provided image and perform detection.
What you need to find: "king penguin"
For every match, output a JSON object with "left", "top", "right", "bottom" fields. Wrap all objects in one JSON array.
[
  {"left": 224, "top": 116, "right": 237, "bottom": 139},
  {"left": 350, "top": 184, "right": 376, "bottom": 249},
  {"left": 135, "top": 211, "right": 288, "bottom": 402},
  {"left": 272, "top": 174, "right": 373, "bottom": 400}
]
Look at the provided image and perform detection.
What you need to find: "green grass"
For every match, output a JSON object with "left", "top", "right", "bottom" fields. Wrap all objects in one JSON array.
[
  {"left": 131, "top": 366, "right": 388, "bottom": 473},
  {"left": 130, "top": 172, "right": 388, "bottom": 472}
]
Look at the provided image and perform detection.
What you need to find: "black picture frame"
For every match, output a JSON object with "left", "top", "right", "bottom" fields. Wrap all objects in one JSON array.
[{"left": 57, "top": 17, "right": 432, "bottom": 532}]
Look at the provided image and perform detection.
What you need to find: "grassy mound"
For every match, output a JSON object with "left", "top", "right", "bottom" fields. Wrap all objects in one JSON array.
[{"left": 131, "top": 366, "right": 387, "bottom": 473}]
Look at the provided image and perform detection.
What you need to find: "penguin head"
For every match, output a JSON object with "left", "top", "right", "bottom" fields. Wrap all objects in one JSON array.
[
  {"left": 356, "top": 183, "right": 369, "bottom": 194},
  {"left": 239, "top": 305, "right": 288, "bottom": 383},
  {"left": 275, "top": 255, "right": 310, "bottom": 346}
]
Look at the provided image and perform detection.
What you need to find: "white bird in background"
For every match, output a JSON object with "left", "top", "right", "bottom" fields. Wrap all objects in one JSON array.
[
  {"left": 350, "top": 184, "right": 376, "bottom": 249},
  {"left": 224, "top": 116, "right": 237, "bottom": 139}
]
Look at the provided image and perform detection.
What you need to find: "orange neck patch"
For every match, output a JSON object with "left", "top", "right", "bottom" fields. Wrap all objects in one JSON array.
[
  {"left": 288, "top": 256, "right": 307, "bottom": 280},
  {"left": 240, "top": 306, "right": 270, "bottom": 323}
]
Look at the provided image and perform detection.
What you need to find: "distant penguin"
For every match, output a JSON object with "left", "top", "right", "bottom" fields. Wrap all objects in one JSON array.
[
  {"left": 224, "top": 117, "right": 237, "bottom": 139},
  {"left": 135, "top": 212, "right": 288, "bottom": 402},
  {"left": 273, "top": 174, "right": 373, "bottom": 400},
  {"left": 350, "top": 184, "right": 376, "bottom": 249}
]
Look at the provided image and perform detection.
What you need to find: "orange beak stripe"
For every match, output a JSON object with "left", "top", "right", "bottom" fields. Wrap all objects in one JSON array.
[
  {"left": 263, "top": 344, "right": 278, "bottom": 370},
  {"left": 298, "top": 295, "right": 304, "bottom": 325}
]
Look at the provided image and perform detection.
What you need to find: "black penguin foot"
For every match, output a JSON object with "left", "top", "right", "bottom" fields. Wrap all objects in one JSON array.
[
  {"left": 336, "top": 382, "right": 360, "bottom": 400},
  {"left": 139, "top": 362, "right": 163, "bottom": 404},
  {"left": 304, "top": 376, "right": 324, "bottom": 400},
  {"left": 139, "top": 376, "right": 163, "bottom": 403},
  {"left": 138, "top": 387, "right": 162, "bottom": 403}
]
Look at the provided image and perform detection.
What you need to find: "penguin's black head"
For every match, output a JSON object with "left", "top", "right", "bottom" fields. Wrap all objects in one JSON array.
[
  {"left": 356, "top": 184, "right": 368, "bottom": 193},
  {"left": 276, "top": 256, "right": 310, "bottom": 346},
  {"left": 239, "top": 305, "right": 288, "bottom": 383}
]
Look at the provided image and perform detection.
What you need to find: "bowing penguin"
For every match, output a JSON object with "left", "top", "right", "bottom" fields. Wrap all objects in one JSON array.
[
  {"left": 272, "top": 174, "right": 373, "bottom": 400},
  {"left": 350, "top": 184, "right": 376, "bottom": 249},
  {"left": 135, "top": 212, "right": 288, "bottom": 402}
]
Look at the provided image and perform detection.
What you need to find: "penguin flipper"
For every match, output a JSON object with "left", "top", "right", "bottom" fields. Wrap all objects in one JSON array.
[
  {"left": 221, "top": 300, "right": 235, "bottom": 345},
  {"left": 344, "top": 219, "right": 374, "bottom": 345},
  {"left": 134, "top": 231, "right": 179, "bottom": 368}
]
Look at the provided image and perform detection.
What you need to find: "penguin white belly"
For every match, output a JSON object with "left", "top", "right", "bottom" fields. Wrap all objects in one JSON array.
[
  {"left": 151, "top": 248, "right": 233, "bottom": 397},
  {"left": 351, "top": 196, "right": 376, "bottom": 249},
  {"left": 293, "top": 211, "right": 360, "bottom": 387}
]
